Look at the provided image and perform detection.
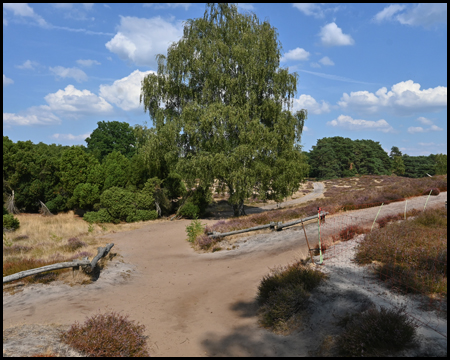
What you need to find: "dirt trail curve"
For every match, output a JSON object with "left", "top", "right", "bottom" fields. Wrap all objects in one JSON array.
[{"left": 3, "top": 191, "right": 447, "bottom": 357}]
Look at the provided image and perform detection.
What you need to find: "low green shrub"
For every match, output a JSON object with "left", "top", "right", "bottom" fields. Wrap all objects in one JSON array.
[
  {"left": 186, "top": 218, "right": 205, "bottom": 243},
  {"left": 336, "top": 306, "right": 417, "bottom": 357},
  {"left": 126, "top": 210, "right": 158, "bottom": 223},
  {"left": 83, "top": 208, "right": 114, "bottom": 223},
  {"left": 59, "top": 310, "right": 149, "bottom": 357},
  {"left": 3, "top": 213, "right": 20, "bottom": 231},
  {"left": 179, "top": 202, "right": 200, "bottom": 219}
]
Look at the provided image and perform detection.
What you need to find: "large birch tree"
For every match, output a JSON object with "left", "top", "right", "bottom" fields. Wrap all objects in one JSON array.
[{"left": 140, "top": 3, "right": 309, "bottom": 216}]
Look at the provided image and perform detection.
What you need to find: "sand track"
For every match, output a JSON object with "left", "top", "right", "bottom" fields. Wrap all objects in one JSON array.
[{"left": 3, "top": 191, "right": 447, "bottom": 357}]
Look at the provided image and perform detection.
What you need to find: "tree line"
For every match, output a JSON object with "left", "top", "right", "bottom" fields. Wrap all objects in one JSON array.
[{"left": 307, "top": 137, "right": 446, "bottom": 179}]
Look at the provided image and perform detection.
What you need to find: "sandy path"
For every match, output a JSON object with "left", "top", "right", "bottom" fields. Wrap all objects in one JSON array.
[{"left": 3, "top": 191, "right": 447, "bottom": 357}]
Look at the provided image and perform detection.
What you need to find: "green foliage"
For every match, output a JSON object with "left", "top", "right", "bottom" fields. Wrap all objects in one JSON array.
[
  {"left": 140, "top": 3, "right": 309, "bottom": 216},
  {"left": 58, "top": 146, "right": 100, "bottom": 205},
  {"left": 45, "top": 194, "right": 68, "bottom": 214},
  {"left": 183, "top": 185, "right": 213, "bottom": 216},
  {"left": 3, "top": 213, "right": 20, "bottom": 231},
  {"left": 70, "top": 183, "right": 101, "bottom": 211},
  {"left": 163, "top": 172, "right": 186, "bottom": 200},
  {"left": 3, "top": 205, "right": 8, "bottom": 215},
  {"left": 434, "top": 153, "right": 447, "bottom": 175},
  {"left": 391, "top": 155, "right": 405, "bottom": 175},
  {"left": 99, "top": 187, "right": 136, "bottom": 222},
  {"left": 60, "top": 310, "right": 150, "bottom": 357},
  {"left": 83, "top": 208, "right": 114, "bottom": 224},
  {"left": 308, "top": 137, "right": 391, "bottom": 179},
  {"left": 101, "top": 151, "right": 131, "bottom": 190},
  {"left": 85, "top": 121, "right": 137, "bottom": 162},
  {"left": 185, "top": 218, "right": 205, "bottom": 243},
  {"left": 402, "top": 154, "right": 436, "bottom": 178},
  {"left": 336, "top": 306, "right": 417, "bottom": 357},
  {"left": 179, "top": 202, "right": 200, "bottom": 219}
]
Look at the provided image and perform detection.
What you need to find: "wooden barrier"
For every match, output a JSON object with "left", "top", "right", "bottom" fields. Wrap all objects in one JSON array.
[
  {"left": 3, "top": 243, "right": 114, "bottom": 284},
  {"left": 207, "top": 212, "right": 328, "bottom": 239}
]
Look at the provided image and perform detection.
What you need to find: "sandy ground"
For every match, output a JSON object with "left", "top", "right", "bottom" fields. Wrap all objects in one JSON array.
[{"left": 3, "top": 190, "right": 447, "bottom": 357}]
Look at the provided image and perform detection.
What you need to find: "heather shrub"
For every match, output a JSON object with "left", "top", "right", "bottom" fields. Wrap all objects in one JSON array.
[
  {"left": 338, "top": 225, "right": 367, "bottom": 241},
  {"left": 3, "top": 244, "right": 33, "bottom": 255},
  {"left": 13, "top": 234, "right": 29, "bottom": 241},
  {"left": 336, "top": 306, "right": 417, "bottom": 357},
  {"left": 66, "top": 237, "right": 87, "bottom": 252},
  {"left": 422, "top": 187, "right": 440, "bottom": 196},
  {"left": 59, "top": 311, "right": 149, "bottom": 357},
  {"left": 196, "top": 234, "right": 217, "bottom": 249},
  {"left": 355, "top": 207, "right": 447, "bottom": 296},
  {"left": 257, "top": 261, "right": 327, "bottom": 330},
  {"left": 3, "top": 213, "right": 20, "bottom": 231},
  {"left": 376, "top": 214, "right": 402, "bottom": 228}
]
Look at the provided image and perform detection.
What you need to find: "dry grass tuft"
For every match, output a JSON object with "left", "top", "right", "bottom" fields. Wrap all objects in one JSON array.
[{"left": 3, "top": 211, "right": 146, "bottom": 288}]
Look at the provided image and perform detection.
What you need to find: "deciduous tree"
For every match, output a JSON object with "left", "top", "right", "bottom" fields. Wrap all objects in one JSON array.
[{"left": 140, "top": 3, "right": 308, "bottom": 216}]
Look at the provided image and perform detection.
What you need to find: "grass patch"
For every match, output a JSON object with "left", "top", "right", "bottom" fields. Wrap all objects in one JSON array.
[
  {"left": 59, "top": 310, "right": 149, "bottom": 357},
  {"left": 256, "top": 261, "right": 327, "bottom": 332},
  {"left": 336, "top": 306, "right": 417, "bottom": 357},
  {"left": 355, "top": 207, "right": 447, "bottom": 296},
  {"left": 3, "top": 211, "right": 145, "bottom": 288}
]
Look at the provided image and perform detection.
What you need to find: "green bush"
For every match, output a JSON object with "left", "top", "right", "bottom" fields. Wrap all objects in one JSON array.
[
  {"left": 186, "top": 218, "right": 205, "bottom": 243},
  {"left": 179, "top": 202, "right": 200, "bottom": 219},
  {"left": 100, "top": 187, "right": 136, "bottom": 221},
  {"left": 45, "top": 194, "right": 68, "bottom": 214},
  {"left": 3, "top": 205, "right": 8, "bottom": 215},
  {"left": 126, "top": 210, "right": 158, "bottom": 223},
  {"left": 336, "top": 306, "right": 417, "bottom": 356},
  {"left": 83, "top": 208, "right": 114, "bottom": 223},
  {"left": 70, "top": 183, "right": 101, "bottom": 211},
  {"left": 184, "top": 185, "right": 212, "bottom": 216},
  {"left": 3, "top": 214, "right": 20, "bottom": 231}
]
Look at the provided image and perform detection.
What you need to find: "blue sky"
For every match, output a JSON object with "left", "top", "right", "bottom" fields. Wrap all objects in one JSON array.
[{"left": 3, "top": 3, "right": 447, "bottom": 155}]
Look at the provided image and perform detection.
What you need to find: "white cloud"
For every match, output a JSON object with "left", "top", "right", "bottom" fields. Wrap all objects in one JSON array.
[
  {"left": 44, "top": 85, "right": 113, "bottom": 115},
  {"left": 407, "top": 126, "right": 426, "bottom": 134},
  {"left": 49, "top": 66, "right": 88, "bottom": 82},
  {"left": 4, "top": 85, "right": 114, "bottom": 126},
  {"left": 76, "top": 59, "right": 101, "bottom": 67},
  {"left": 15, "top": 60, "right": 39, "bottom": 70},
  {"left": 338, "top": 80, "right": 447, "bottom": 115},
  {"left": 105, "top": 16, "right": 184, "bottom": 68},
  {"left": 319, "top": 56, "right": 334, "bottom": 66},
  {"left": 397, "top": 3, "right": 447, "bottom": 27},
  {"left": 281, "top": 47, "right": 310, "bottom": 62},
  {"left": 3, "top": 74, "right": 14, "bottom": 86},
  {"left": 373, "top": 3, "right": 447, "bottom": 27},
  {"left": 3, "top": 3, "right": 47, "bottom": 26},
  {"left": 292, "top": 94, "right": 331, "bottom": 115},
  {"left": 373, "top": 4, "right": 406, "bottom": 23},
  {"left": 319, "top": 22, "right": 354, "bottom": 47},
  {"left": 99, "top": 69, "right": 155, "bottom": 111},
  {"left": 327, "top": 115, "right": 395, "bottom": 133},
  {"left": 3, "top": 107, "right": 61, "bottom": 126},
  {"left": 292, "top": 3, "right": 324, "bottom": 18},
  {"left": 416, "top": 116, "right": 433, "bottom": 125},
  {"left": 310, "top": 62, "right": 321, "bottom": 68},
  {"left": 51, "top": 132, "right": 91, "bottom": 141}
]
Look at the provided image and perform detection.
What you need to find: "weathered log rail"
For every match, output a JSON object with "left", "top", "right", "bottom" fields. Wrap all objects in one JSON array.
[
  {"left": 3, "top": 243, "right": 114, "bottom": 284},
  {"left": 207, "top": 212, "right": 328, "bottom": 239}
]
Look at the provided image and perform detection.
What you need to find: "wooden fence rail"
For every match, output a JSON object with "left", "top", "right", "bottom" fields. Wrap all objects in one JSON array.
[
  {"left": 207, "top": 212, "right": 328, "bottom": 239},
  {"left": 3, "top": 243, "right": 114, "bottom": 284}
]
